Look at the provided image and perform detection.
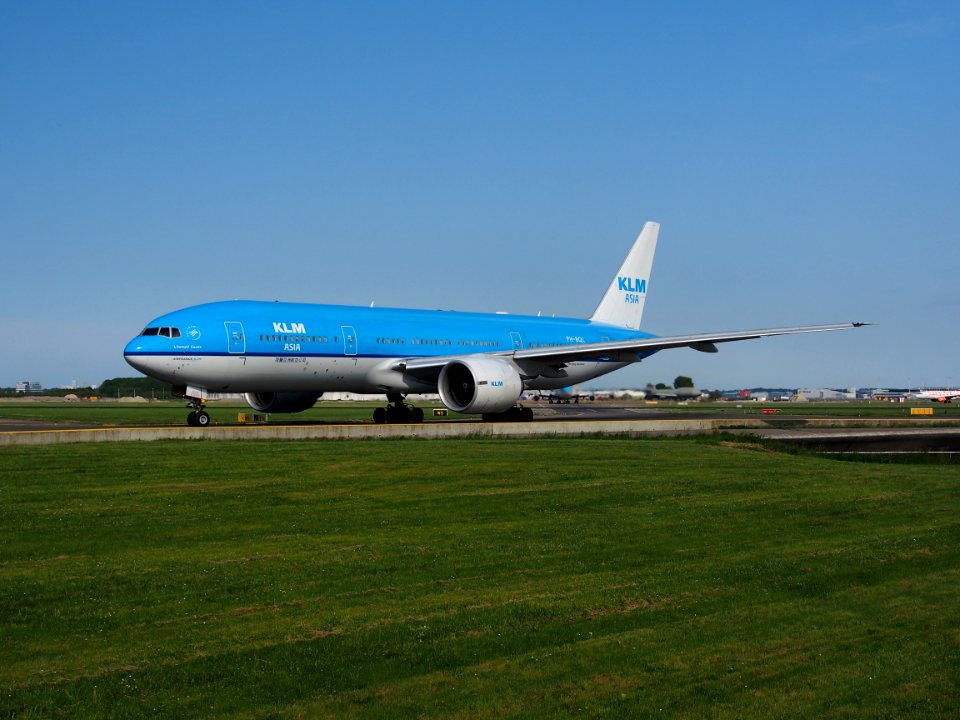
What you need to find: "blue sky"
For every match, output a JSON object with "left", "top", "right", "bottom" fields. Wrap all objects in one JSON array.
[{"left": 2, "top": 1, "right": 958, "bottom": 390}]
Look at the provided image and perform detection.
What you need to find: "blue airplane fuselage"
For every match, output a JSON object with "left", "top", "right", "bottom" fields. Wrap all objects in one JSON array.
[{"left": 123, "top": 300, "right": 656, "bottom": 395}]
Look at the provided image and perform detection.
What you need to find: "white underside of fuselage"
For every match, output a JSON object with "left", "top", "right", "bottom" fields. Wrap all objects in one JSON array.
[{"left": 127, "top": 354, "right": 629, "bottom": 395}]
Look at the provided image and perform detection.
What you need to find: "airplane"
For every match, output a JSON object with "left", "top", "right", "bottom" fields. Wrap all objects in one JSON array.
[
  {"left": 910, "top": 389, "right": 960, "bottom": 403},
  {"left": 123, "top": 222, "right": 868, "bottom": 426},
  {"left": 536, "top": 386, "right": 594, "bottom": 404},
  {"left": 642, "top": 384, "right": 705, "bottom": 401}
]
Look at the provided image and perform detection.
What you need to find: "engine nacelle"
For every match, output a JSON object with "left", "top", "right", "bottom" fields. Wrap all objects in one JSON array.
[
  {"left": 244, "top": 391, "right": 322, "bottom": 414},
  {"left": 438, "top": 358, "right": 523, "bottom": 414}
]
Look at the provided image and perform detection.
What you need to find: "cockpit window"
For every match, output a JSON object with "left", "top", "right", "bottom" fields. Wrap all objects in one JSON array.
[{"left": 141, "top": 327, "right": 181, "bottom": 338}]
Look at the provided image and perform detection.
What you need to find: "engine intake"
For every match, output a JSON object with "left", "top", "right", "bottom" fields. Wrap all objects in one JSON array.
[
  {"left": 438, "top": 358, "right": 522, "bottom": 414},
  {"left": 244, "top": 392, "right": 322, "bottom": 414}
]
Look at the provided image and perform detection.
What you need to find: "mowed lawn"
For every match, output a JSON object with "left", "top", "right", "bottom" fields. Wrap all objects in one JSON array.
[{"left": 1, "top": 438, "right": 957, "bottom": 718}]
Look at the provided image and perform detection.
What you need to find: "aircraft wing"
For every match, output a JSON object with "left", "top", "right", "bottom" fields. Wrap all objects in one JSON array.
[
  {"left": 512, "top": 322, "right": 869, "bottom": 363},
  {"left": 394, "top": 322, "right": 868, "bottom": 376}
]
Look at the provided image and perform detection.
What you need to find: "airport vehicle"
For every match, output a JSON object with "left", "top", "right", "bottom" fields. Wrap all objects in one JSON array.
[{"left": 124, "top": 222, "right": 867, "bottom": 426}]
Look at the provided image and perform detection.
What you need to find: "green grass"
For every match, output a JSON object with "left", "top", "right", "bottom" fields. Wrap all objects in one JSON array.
[
  {"left": 661, "top": 400, "right": 960, "bottom": 419},
  {"left": 1, "top": 437, "right": 958, "bottom": 718}
]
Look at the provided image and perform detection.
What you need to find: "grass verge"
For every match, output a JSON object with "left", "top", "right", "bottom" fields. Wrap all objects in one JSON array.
[{"left": 1, "top": 437, "right": 957, "bottom": 717}]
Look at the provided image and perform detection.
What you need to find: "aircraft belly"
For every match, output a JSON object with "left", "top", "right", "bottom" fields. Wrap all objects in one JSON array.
[
  {"left": 226, "top": 356, "right": 372, "bottom": 392},
  {"left": 207, "top": 356, "right": 425, "bottom": 394}
]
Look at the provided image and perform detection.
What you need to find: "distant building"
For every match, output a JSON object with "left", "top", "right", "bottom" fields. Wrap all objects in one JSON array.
[{"left": 15, "top": 380, "right": 42, "bottom": 394}]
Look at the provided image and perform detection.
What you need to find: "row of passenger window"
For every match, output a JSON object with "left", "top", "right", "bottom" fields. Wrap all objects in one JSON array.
[
  {"left": 377, "top": 337, "right": 502, "bottom": 348},
  {"left": 259, "top": 335, "right": 330, "bottom": 343},
  {"left": 457, "top": 339, "right": 501, "bottom": 348},
  {"left": 143, "top": 326, "right": 560, "bottom": 349},
  {"left": 412, "top": 338, "right": 452, "bottom": 346}
]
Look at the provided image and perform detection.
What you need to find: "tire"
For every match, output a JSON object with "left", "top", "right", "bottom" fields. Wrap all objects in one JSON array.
[
  {"left": 373, "top": 407, "right": 386, "bottom": 424},
  {"left": 197, "top": 412, "right": 211, "bottom": 427}
]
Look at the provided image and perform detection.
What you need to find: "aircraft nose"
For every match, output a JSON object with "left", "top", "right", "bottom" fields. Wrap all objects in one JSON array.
[
  {"left": 124, "top": 335, "right": 142, "bottom": 355},
  {"left": 123, "top": 337, "right": 150, "bottom": 372}
]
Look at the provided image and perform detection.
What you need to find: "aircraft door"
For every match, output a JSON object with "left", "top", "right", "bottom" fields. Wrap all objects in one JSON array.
[
  {"left": 341, "top": 325, "right": 358, "bottom": 356},
  {"left": 225, "top": 322, "right": 246, "bottom": 354},
  {"left": 510, "top": 331, "right": 523, "bottom": 350}
]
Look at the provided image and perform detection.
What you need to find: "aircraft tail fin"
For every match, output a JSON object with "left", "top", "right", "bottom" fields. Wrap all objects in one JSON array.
[{"left": 589, "top": 221, "right": 659, "bottom": 330}]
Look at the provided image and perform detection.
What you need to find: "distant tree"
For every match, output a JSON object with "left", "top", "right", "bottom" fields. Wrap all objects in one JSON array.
[
  {"left": 0, "top": 387, "right": 98, "bottom": 398},
  {"left": 655, "top": 382, "right": 669, "bottom": 390},
  {"left": 98, "top": 377, "right": 174, "bottom": 399},
  {"left": 674, "top": 375, "right": 694, "bottom": 389}
]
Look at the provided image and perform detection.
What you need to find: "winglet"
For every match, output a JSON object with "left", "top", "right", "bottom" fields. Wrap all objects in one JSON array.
[{"left": 590, "top": 221, "right": 659, "bottom": 330}]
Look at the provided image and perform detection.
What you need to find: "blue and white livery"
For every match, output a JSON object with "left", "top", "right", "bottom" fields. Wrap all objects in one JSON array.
[{"left": 124, "top": 222, "right": 866, "bottom": 425}]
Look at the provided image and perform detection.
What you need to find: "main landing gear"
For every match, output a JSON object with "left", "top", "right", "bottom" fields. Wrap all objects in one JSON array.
[
  {"left": 372, "top": 393, "right": 425, "bottom": 424},
  {"left": 186, "top": 398, "right": 211, "bottom": 427}
]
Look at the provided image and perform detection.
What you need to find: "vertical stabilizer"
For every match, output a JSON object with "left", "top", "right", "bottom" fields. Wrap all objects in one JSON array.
[{"left": 589, "top": 221, "right": 659, "bottom": 330}]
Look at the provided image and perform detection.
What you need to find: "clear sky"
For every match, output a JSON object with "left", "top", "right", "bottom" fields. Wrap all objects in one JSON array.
[{"left": 2, "top": 1, "right": 958, "bottom": 391}]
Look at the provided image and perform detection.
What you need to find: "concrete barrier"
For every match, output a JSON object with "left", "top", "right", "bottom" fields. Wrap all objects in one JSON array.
[{"left": 3, "top": 416, "right": 959, "bottom": 446}]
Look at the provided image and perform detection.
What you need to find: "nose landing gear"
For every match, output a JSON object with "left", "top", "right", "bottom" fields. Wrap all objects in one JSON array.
[{"left": 186, "top": 398, "right": 211, "bottom": 427}]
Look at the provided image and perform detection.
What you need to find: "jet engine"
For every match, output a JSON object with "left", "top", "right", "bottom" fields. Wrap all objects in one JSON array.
[
  {"left": 438, "top": 357, "right": 523, "bottom": 414},
  {"left": 244, "top": 391, "right": 322, "bottom": 413}
]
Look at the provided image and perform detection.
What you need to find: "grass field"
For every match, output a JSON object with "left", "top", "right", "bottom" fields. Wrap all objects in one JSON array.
[{"left": 1, "top": 437, "right": 958, "bottom": 718}]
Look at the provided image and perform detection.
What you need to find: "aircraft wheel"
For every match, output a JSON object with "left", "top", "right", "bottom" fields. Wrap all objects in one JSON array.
[
  {"left": 187, "top": 413, "right": 199, "bottom": 427},
  {"left": 373, "top": 407, "right": 386, "bottom": 424},
  {"left": 411, "top": 407, "right": 424, "bottom": 423},
  {"left": 521, "top": 407, "right": 534, "bottom": 421},
  {"left": 196, "top": 411, "right": 211, "bottom": 427}
]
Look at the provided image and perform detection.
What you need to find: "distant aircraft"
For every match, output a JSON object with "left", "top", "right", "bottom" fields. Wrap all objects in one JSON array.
[
  {"left": 911, "top": 389, "right": 960, "bottom": 403},
  {"left": 536, "top": 386, "right": 594, "bottom": 404},
  {"left": 643, "top": 385, "right": 704, "bottom": 401},
  {"left": 124, "top": 222, "right": 868, "bottom": 426}
]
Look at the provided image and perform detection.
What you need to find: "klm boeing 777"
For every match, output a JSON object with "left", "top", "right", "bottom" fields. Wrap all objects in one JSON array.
[{"left": 124, "top": 222, "right": 867, "bottom": 426}]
